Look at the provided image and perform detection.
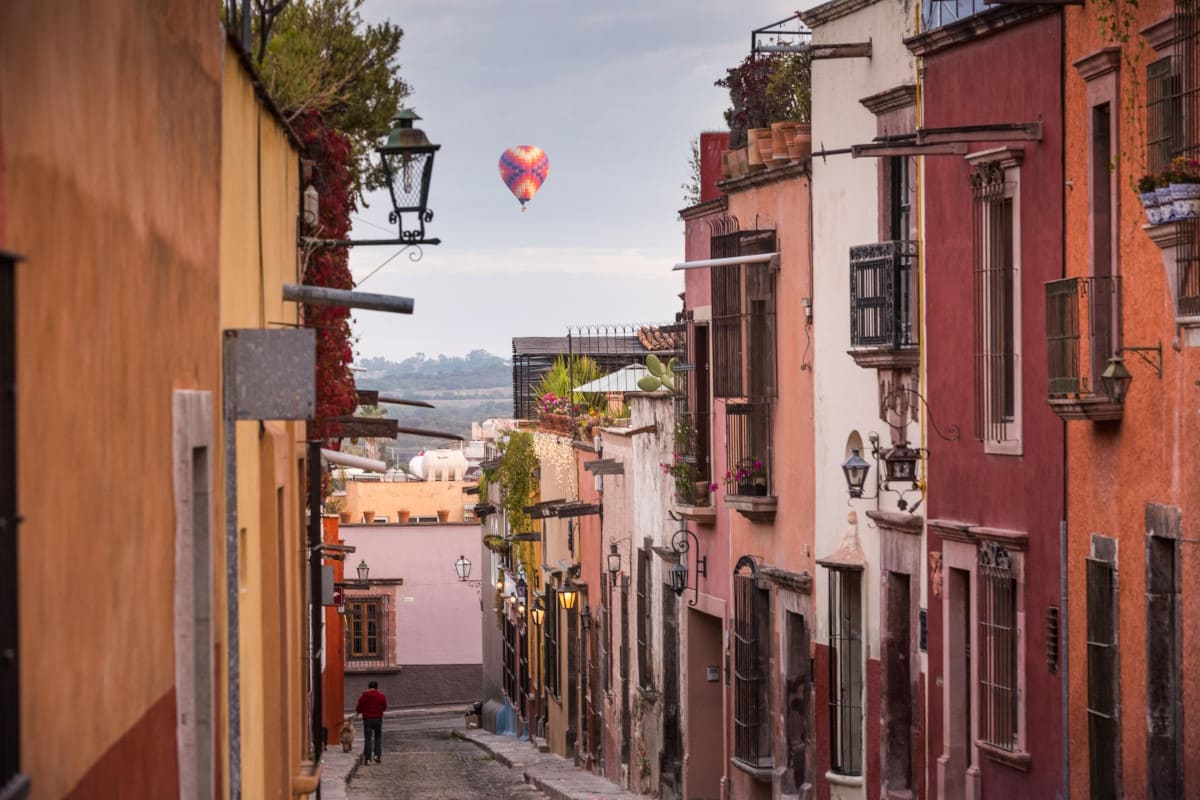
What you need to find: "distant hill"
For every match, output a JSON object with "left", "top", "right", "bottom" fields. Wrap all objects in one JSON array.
[{"left": 353, "top": 351, "right": 512, "bottom": 464}]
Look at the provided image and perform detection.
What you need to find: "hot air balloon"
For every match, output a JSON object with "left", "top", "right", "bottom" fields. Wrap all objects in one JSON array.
[{"left": 498, "top": 146, "right": 550, "bottom": 211}]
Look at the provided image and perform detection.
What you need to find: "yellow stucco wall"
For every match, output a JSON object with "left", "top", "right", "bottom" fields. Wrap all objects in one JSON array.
[
  {"left": 1, "top": 2, "right": 223, "bottom": 797},
  {"left": 218, "top": 39, "right": 306, "bottom": 799},
  {"left": 343, "top": 479, "right": 476, "bottom": 523}
]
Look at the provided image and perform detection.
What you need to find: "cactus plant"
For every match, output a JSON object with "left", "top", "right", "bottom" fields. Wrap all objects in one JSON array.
[{"left": 637, "top": 354, "right": 677, "bottom": 392}]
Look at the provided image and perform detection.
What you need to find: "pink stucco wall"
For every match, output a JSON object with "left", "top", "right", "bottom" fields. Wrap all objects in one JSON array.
[{"left": 340, "top": 523, "right": 483, "bottom": 665}]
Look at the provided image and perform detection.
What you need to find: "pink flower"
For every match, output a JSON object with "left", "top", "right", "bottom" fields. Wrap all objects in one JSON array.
[{"left": 709, "top": 482, "right": 719, "bottom": 492}]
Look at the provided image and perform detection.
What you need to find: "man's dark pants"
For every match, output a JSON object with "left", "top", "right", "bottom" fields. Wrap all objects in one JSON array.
[{"left": 363, "top": 717, "right": 383, "bottom": 761}]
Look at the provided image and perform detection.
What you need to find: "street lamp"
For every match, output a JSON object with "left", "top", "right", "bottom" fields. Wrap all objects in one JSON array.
[
  {"left": 455, "top": 554, "right": 472, "bottom": 581},
  {"left": 841, "top": 448, "right": 871, "bottom": 498},
  {"left": 607, "top": 542, "right": 622, "bottom": 582},
  {"left": 357, "top": 560, "right": 370, "bottom": 582},
  {"left": 580, "top": 604, "right": 593, "bottom": 630},
  {"left": 495, "top": 569, "right": 506, "bottom": 591},
  {"left": 377, "top": 109, "right": 440, "bottom": 245},
  {"left": 516, "top": 576, "right": 527, "bottom": 602},
  {"left": 883, "top": 444, "right": 919, "bottom": 485},
  {"left": 558, "top": 585, "right": 579, "bottom": 610},
  {"left": 1100, "top": 355, "right": 1133, "bottom": 405},
  {"left": 530, "top": 600, "right": 545, "bottom": 626}
]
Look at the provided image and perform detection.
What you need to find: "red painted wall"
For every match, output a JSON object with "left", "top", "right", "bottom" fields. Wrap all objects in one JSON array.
[
  {"left": 322, "top": 516, "right": 346, "bottom": 745},
  {"left": 921, "top": 13, "right": 1064, "bottom": 799}
]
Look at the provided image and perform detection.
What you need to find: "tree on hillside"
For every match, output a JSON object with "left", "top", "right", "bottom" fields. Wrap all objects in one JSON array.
[{"left": 256, "top": 0, "right": 411, "bottom": 198}]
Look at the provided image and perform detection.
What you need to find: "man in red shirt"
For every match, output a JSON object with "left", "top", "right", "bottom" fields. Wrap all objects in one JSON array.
[{"left": 354, "top": 681, "right": 387, "bottom": 764}]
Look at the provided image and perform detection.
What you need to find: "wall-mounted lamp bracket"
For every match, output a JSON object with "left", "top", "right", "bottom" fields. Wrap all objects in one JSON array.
[{"left": 1117, "top": 342, "right": 1163, "bottom": 378}]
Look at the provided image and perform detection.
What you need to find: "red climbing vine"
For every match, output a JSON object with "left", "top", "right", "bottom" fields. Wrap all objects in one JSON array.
[{"left": 295, "top": 111, "right": 356, "bottom": 442}]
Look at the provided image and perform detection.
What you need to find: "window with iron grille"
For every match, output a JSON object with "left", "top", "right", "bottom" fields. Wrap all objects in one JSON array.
[
  {"left": 1146, "top": 57, "right": 1180, "bottom": 181},
  {"left": 1086, "top": 557, "right": 1120, "bottom": 800},
  {"left": 1045, "top": 276, "right": 1121, "bottom": 397},
  {"left": 828, "top": 568, "right": 863, "bottom": 776},
  {"left": 849, "top": 241, "right": 918, "bottom": 349},
  {"left": 971, "top": 161, "right": 1021, "bottom": 451},
  {"left": 734, "top": 570, "right": 772, "bottom": 768},
  {"left": 1175, "top": 6, "right": 1200, "bottom": 316},
  {"left": 503, "top": 615, "right": 518, "bottom": 703},
  {"left": 636, "top": 548, "right": 653, "bottom": 690},
  {"left": 725, "top": 401, "right": 773, "bottom": 496},
  {"left": 546, "top": 587, "right": 561, "bottom": 698},
  {"left": 1145, "top": 527, "right": 1182, "bottom": 800},
  {"left": 348, "top": 598, "right": 384, "bottom": 660},
  {"left": 711, "top": 230, "right": 777, "bottom": 399},
  {"left": 601, "top": 580, "right": 611, "bottom": 693},
  {"left": 978, "top": 542, "right": 1019, "bottom": 751},
  {"left": 673, "top": 320, "right": 711, "bottom": 500}
]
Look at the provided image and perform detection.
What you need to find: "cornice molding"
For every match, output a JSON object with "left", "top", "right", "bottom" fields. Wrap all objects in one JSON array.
[
  {"left": 906, "top": 5, "right": 1058, "bottom": 58},
  {"left": 716, "top": 160, "right": 810, "bottom": 194},
  {"left": 860, "top": 84, "right": 918, "bottom": 116},
  {"left": 679, "top": 195, "right": 727, "bottom": 221},
  {"left": 1073, "top": 46, "right": 1121, "bottom": 81},
  {"left": 1141, "top": 15, "right": 1176, "bottom": 53},
  {"left": 801, "top": 0, "right": 880, "bottom": 29}
]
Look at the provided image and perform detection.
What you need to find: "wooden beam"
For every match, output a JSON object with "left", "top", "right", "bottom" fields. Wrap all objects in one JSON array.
[
  {"left": 852, "top": 142, "right": 968, "bottom": 158},
  {"left": 394, "top": 425, "right": 464, "bottom": 441},
  {"left": 354, "top": 389, "right": 379, "bottom": 406},
  {"left": 916, "top": 121, "right": 1042, "bottom": 144},
  {"left": 377, "top": 395, "right": 435, "bottom": 408},
  {"left": 811, "top": 42, "right": 872, "bottom": 60},
  {"left": 324, "top": 416, "right": 399, "bottom": 438}
]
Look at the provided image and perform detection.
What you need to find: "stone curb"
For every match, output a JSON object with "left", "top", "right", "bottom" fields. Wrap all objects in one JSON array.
[{"left": 456, "top": 728, "right": 640, "bottom": 800}]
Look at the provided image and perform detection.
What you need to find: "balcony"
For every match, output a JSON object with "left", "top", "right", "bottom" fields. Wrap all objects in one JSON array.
[
  {"left": 724, "top": 401, "right": 776, "bottom": 522},
  {"left": 1045, "top": 276, "right": 1122, "bottom": 421},
  {"left": 848, "top": 240, "right": 919, "bottom": 370}
]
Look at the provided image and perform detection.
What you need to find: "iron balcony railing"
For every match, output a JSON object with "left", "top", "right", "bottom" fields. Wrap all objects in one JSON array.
[
  {"left": 1045, "top": 276, "right": 1120, "bottom": 397},
  {"left": 849, "top": 240, "right": 918, "bottom": 350},
  {"left": 725, "top": 401, "right": 773, "bottom": 497}
]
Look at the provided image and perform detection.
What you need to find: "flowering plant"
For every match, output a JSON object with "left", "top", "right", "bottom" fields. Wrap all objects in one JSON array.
[
  {"left": 661, "top": 454, "right": 718, "bottom": 505},
  {"left": 726, "top": 457, "right": 768, "bottom": 495},
  {"left": 537, "top": 392, "right": 578, "bottom": 416},
  {"left": 1172, "top": 156, "right": 1200, "bottom": 184}
]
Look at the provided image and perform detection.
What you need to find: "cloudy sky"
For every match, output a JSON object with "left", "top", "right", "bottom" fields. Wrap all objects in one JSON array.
[{"left": 349, "top": 0, "right": 802, "bottom": 361}]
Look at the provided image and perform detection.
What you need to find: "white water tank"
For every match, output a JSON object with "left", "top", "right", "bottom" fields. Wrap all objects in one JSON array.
[{"left": 409, "top": 449, "right": 468, "bottom": 481}]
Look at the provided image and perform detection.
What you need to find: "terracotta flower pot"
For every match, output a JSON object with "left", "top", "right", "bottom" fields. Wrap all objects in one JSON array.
[
  {"left": 436, "top": 509, "right": 450, "bottom": 523},
  {"left": 730, "top": 147, "right": 749, "bottom": 178},
  {"left": 362, "top": 510, "right": 375, "bottom": 523},
  {"left": 753, "top": 129, "right": 773, "bottom": 167},
  {"left": 721, "top": 150, "right": 735, "bottom": 179},
  {"left": 790, "top": 123, "right": 812, "bottom": 162},
  {"left": 770, "top": 122, "right": 791, "bottom": 167},
  {"left": 338, "top": 511, "right": 351, "bottom": 524},
  {"left": 397, "top": 509, "right": 410, "bottom": 525},
  {"left": 747, "top": 128, "right": 769, "bottom": 170}
]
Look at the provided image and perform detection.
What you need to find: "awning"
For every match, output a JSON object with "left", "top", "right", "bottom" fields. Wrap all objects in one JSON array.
[{"left": 672, "top": 252, "right": 779, "bottom": 271}]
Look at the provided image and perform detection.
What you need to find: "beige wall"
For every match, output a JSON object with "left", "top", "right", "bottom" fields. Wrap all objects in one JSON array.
[
  {"left": 218, "top": 39, "right": 307, "bottom": 800},
  {"left": 1, "top": 2, "right": 223, "bottom": 796},
  {"left": 343, "top": 479, "right": 475, "bottom": 524}
]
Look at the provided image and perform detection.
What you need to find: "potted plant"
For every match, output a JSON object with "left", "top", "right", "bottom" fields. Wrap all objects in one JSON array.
[
  {"left": 436, "top": 509, "right": 450, "bottom": 523},
  {"left": 1156, "top": 169, "right": 1177, "bottom": 222},
  {"left": 326, "top": 496, "right": 350, "bottom": 524},
  {"left": 362, "top": 510, "right": 375, "bottom": 523},
  {"left": 1139, "top": 173, "right": 1164, "bottom": 225},
  {"left": 396, "top": 509, "right": 410, "bottom": 525},
  {"left": 662, "top": 454, "right": 700, "bottom": 505},
  {"left": 1170, "top": 156, "right": 1200, "bottom": 220}
]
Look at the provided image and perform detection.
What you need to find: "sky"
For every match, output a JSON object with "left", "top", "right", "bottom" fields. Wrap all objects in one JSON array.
[{"left": 348, "top": 0, "right": 803, "bottom": 361}]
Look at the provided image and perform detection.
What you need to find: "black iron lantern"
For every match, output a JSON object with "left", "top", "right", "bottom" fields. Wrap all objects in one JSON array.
[
  {"left": 1100, "top": 356, "right": 1133, "bottom": 405},
  {"left": 455, "top": 554, "right": 471, "bottom": 581},
  {"left": 580, "top": 604, "right": 593, "bottom": 630},
  {"left": 356, "top": 559, "right": 370, "bottom": 582},
  {"left": 516, "top": 576, "right": 527, "bottom": 601},
  {"left": 558, "top": 585, "right": 579, "bottom": 610},
  {"left": 530, "top": 600, "right": 545, "bottom": 626},
  {"left": 841, "top": 448, "right": 871, "bottom": 498},
  {"left": 883, "top": 444, "right": 919, "bottom": 484},
  {"left": 607, "top": 543, "right": 622, "bottom": 578},
  {"left": 377, "top": 109, "right": 440, "bottom": 244},
  {"left": 668, "top": 563, "right": 688, "bottom": 596},
  {"left": 495, "top": 569, "right": 505, "bottom": 591}
]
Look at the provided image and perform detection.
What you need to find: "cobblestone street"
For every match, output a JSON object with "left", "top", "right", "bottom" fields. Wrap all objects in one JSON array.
[{"left": 346, "top": 712, "right": 544, "bottom": 800}]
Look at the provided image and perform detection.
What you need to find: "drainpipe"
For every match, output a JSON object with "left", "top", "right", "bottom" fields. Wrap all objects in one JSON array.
[{"left": 309, "top": 437, "right": 325, "bottom": 794}]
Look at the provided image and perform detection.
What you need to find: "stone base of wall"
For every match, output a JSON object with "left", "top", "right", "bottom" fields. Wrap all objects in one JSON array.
[{"left": 344, "top": 663, "right": 482, "bottom": 710}]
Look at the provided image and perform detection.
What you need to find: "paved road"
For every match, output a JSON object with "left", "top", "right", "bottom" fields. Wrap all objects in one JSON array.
[{"left": 346, "top": 711, "right": 545, "bottom": 800}]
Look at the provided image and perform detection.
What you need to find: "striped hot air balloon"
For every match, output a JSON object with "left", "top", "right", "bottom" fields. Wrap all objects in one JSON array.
[{"left": 498, "top": 145, "right": 550, "bottom": 211}]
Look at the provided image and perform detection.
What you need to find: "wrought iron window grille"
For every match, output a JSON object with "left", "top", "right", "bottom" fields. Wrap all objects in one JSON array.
[{"left": 849, "top": 240, "right": 918, "bottom": 349}]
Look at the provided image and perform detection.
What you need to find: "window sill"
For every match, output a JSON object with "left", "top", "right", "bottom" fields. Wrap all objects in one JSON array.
[
  {"left": 824, "top": 770, "right": 863, "bottom": 787},
  {"left": 976, "top": 741, "right": 1031, "bottom": 772},
  {"left": 1047, "top": 394, "right": 1123, "bottom": 422},
  {"left": 731, "top": 756, "right": 774, "bottom": 782},
  {"left": 672, "top": 502, "right": 717, "bottom": 525},
  {"left": 725, "top": 494, "right": 777, "bottom": 522},
  {"left": 847, "top": 345, "right": 919, "bottom": 371}
]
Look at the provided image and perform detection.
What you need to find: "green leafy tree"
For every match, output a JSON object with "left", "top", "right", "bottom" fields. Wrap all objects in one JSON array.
[{"left": 258, "top": 0, "right": 411, "bottom": 197}]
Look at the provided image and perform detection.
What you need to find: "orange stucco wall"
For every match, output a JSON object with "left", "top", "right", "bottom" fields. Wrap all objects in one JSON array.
[
  {"left": 1, "top": 2, "right": 223, "bottom": 797},
  {"left": 342, "top": 479, "right": 476, "bottom": 524},
  {"left": 1064, "top": 4, "right": 1200, "bottom": 796}
]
